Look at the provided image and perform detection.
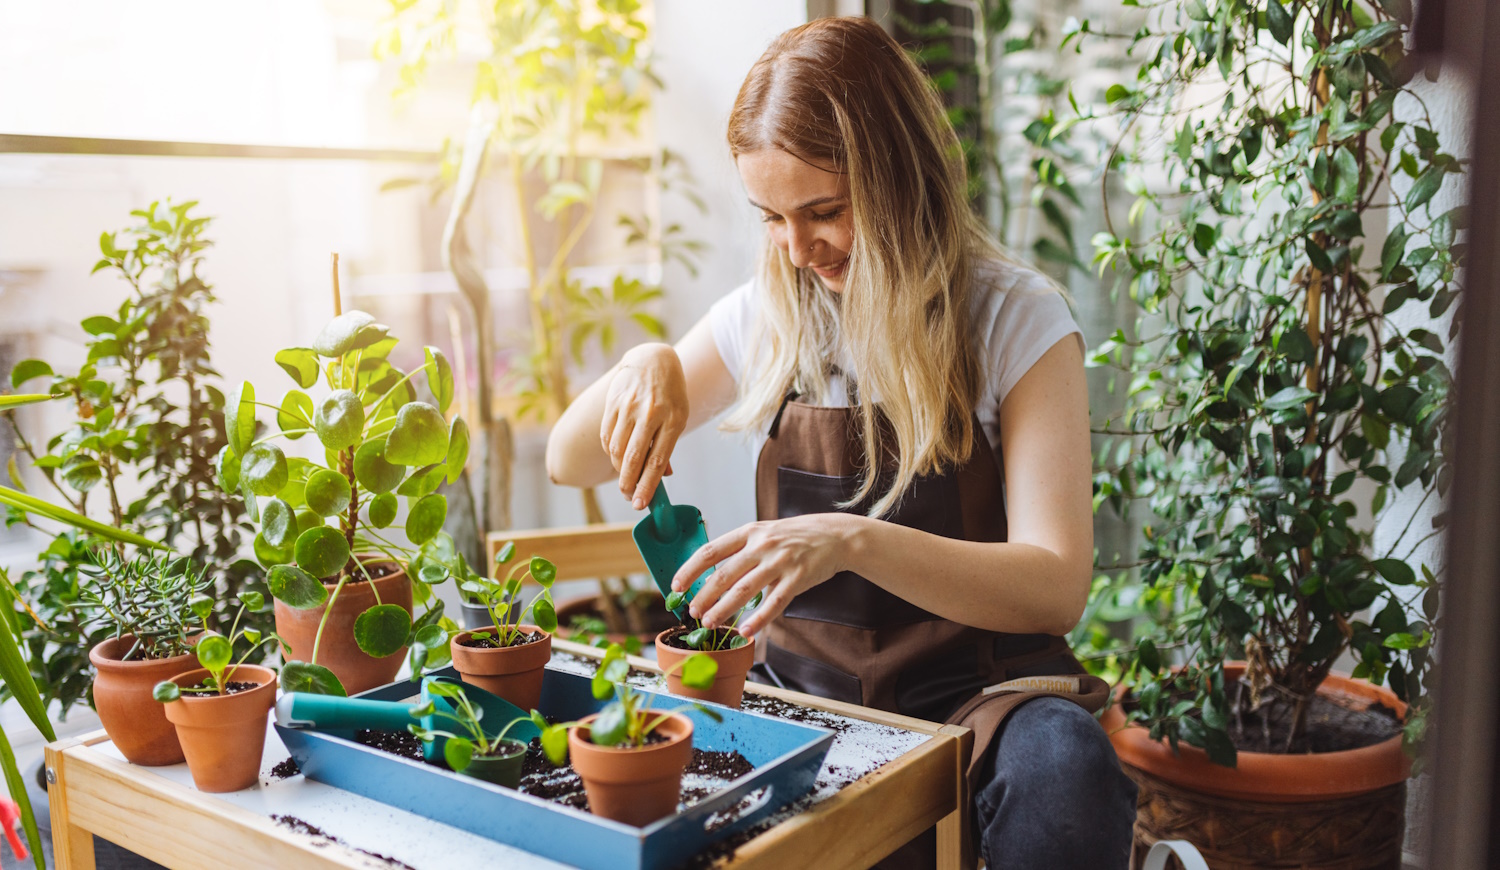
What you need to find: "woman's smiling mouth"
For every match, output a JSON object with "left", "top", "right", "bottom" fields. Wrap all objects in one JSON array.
[{"left": 812, "top": 256, "right": 849, "bottom": 280}]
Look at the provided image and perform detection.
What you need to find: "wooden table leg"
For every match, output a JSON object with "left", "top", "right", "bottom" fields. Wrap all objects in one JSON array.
[
  {"left": 936, "top": 724, "right": 975, "bottom": 870},
  {"left": 45, "top": 741, "right": 96, "bottom": 870}
]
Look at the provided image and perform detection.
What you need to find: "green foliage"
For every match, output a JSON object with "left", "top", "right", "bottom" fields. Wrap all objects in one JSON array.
[
  {"left": 406, "top": 678, "right": 531, "bottom": 773},
  {"left": 663, "top": 588, "right": 757, "bottom": 652},
  {"left": 461, "top": 546, "right": 558, "bottom": 647},
  {"left": 76, "top": 552, "right": 212, "bottom": 660},
  {"left": 1081, "top": 0, "right": 1456, "bottom": 763},
  {"left": 151, "top": 590, "right": 275, "bottom": 700}
]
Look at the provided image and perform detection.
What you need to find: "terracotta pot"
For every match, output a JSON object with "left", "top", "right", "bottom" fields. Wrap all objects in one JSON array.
[
  {"left": 654, "top": 628, "right": 755, "bottom": 709},
  {"left": 162, "top": 664, "right": 277, "bottom": 793},
  {"left": 555, "top": 592, "right": 677, "bottom": 648},
  {"left": 459, "top": 739, "right": 528, "bottom": 789},
  {"left": 89, "top": 635, "right": 198, "bottom": 766},
  {"left": 274, "top": 560, "right": 411, "bottom": 695},
  {"left": 450, "top": 625, "right": 552, "bottom": 711},
  {"left": 568, "top": 712, "right": 692, "bottom": 826},
  {"left": 1101, "top": 664, "right": 1411, "bottom": 868}
]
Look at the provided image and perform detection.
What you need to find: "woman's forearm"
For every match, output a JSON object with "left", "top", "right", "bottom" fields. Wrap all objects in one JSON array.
[
  {"left": 545, "top": 360, "right": 624, "bottom": 489},
  {"left": 837, "top": 514, "right": 1091, "bottom": 636}
]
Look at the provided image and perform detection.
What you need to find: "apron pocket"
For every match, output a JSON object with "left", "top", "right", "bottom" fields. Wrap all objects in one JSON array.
[
  {"left": 894, "top": 644, "right": 984, "bottom": 722},
  {"left": 763, "top": 642, "right": 862, "bottom": 705}
]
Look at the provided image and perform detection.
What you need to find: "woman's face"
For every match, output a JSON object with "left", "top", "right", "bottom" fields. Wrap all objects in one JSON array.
[{"left": 737, "top": 149, "right": 854, "bottom": 292}]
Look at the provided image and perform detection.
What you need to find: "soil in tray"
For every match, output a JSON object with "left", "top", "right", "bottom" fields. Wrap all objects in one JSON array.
[
  {"left": 457, "top": 629, "right": 546, "bottom": 649},
  {"left": 660, "top": 626, "right": 741, "bottom": 651}
]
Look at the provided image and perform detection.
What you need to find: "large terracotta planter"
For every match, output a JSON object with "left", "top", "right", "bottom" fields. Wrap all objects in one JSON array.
[
  {"left": 450, "top": 625, "right": 552, "bottom": 712},
  {"left": 162, "top": 664, "right": 277, "bottom": 793},
  {"left": 1101, "top": 664, "right": 1410, "bottom": 868},
  {"left": 655, "top": 628, "right": 754, "bottom": 708},
  {"left": 274, "top": 561, "right": 411, "bottom": 695},
  {"left": 568, "top": 712, "right": 692, "bottom": 826},
  {"left": 89, "top": 635, "right": 198, "bottom": 766}
]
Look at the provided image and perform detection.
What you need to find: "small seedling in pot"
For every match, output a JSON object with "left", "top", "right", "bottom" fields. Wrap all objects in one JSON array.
[
  {"left": 663, "top": 590, "right": 758, "bottom": 652},
  {"left": 460, "top": 545, "right": 559, "bottom": 647},
  {"left": 407, "top": 680, "right": 533, "bottom": 775},
  {"left": 151, "top": 592, "right": 277, "bottom": 700},
  {"left": 535, "top": 643, "right": 721, "bottom": 763}
]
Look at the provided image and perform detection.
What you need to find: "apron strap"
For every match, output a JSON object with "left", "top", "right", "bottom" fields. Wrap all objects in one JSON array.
[{"left": 767, "top": 390, "right": 799, "bottom": 439}]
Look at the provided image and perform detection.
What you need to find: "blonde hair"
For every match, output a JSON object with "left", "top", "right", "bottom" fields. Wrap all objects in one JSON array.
[{"left": 724, "top": 16, "right": 1018, "bottom": 517}]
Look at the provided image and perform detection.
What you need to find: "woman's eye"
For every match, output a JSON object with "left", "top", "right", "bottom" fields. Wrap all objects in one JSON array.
[
  {"left": 760, "top": 213, "right": 783, "bottom": 224},
  {"left": 812, "top": 209, "right": 843, "bottom": 222}
]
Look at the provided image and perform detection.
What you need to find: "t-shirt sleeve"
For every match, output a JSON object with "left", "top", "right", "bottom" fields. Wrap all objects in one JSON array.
[
  {"left": 708, "top": 281, "right": 757, "bottom": 385},
  {"left": 983, "top": 272, "right": 1085, "bottom": 408}
]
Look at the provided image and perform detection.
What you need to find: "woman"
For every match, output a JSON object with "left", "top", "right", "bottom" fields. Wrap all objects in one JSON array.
[{"left": 546, "top": 17, "right": 1137, "bottom": 869}]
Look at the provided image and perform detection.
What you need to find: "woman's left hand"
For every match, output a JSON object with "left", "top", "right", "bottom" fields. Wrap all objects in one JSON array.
[{"left": 670, "top": 514, "right": 860, "bottom": 638}]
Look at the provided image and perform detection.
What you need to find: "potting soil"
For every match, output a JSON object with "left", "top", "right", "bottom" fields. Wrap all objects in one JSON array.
[{"left": 456, "top": 629, "right": 546, "bottom": 649}]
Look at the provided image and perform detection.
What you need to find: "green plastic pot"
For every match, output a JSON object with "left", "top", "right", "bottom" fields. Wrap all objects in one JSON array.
[{"left": 459, "top": 739, "right": 528, "bottom": 788}]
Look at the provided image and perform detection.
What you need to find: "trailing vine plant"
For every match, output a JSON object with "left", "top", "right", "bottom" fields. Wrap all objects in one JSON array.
[{"left": 1084, "top": 0, "right": 1460, "bottom": 763}]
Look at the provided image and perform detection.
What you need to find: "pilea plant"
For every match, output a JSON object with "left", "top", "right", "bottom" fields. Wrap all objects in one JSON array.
[
  {"left": 663, "top": 589, "right": 754, "bottom": 652},
  {"left": 77, "top": 552, "right": 212, "bottom": 661},
  {"left": 220, "top": 309, "right": 471, "bottom": 696},
  {"left": 151, "top": 590, "right": 274, "bottom": 700},
  {"left": 461, "top": 543, "right": 559, "bottom": 646},
  {"left": 1084, "top": 0, "right": 1459, "bottom": 763},
  {"left": 536, "top": 644, "right": 719, "bottom": 763},
  {"left": 408, "top": 680, "right": 532, "bottom": 774}
]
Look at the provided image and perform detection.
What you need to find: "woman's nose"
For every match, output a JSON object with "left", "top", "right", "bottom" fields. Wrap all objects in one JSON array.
[{"left": 786, "top": 223, "right": 816, "bottom": 268}]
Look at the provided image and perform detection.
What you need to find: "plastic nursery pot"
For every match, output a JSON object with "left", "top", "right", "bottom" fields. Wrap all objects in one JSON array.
[
  {"left": 161, "top": 664, "right": 278, "bottom": 793},
  {"left": 654, "top": 628, "right": 755, "bottom": 709},
  {"left": 274, "top": 559, "right": 412, "bottom": 695},
  {"left": 449, "top": 624, "right": 553, "bottom": 712},
  {"left": 458, "top": 739, "right": 528, "bottom": 789},
  {"left": 568, "top": 712, "right": 693, "bottom": 827},
  {"left": 89, "top": 634, "right": 199, "bottom": 766}
]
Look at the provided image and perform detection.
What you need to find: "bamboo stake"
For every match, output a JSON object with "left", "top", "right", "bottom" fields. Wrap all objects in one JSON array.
[{"left": 330, "top": 252, "right": 342, "bottom": 316}]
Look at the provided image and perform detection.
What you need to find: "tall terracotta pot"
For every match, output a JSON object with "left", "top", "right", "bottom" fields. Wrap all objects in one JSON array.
[
  {"left": 449, "top": 625, "right": 552, "bottom": 711},
  {"left": 161, "top": 664, "right": 278, "bottom": 793},
  {"left": 654, "top": 628, "right": 754, "bottom": 708},
  {"left": 274, "top": 561, "right": 411, "bottom": 695},
  {"left": 89, "top": 635, "right": 198, "bottom": 766},
  {"left": 1101, "top": 664, "right": 1410, "bottom": 869},
  {"left": 568, "top": 712, "right": 692, "bottom": 826}
]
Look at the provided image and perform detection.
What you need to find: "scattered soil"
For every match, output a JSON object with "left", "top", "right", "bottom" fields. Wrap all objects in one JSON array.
[
  {"left": 272, "top": 814, "right": 418, "bottom": 869},
  {"left": 740, "top": 694, "right": 852, "bottom": 733},
  {"left": 458, "top": 629, "right": 545, "bottom": 649},
  {"left": 356, "top": 729, "right": 435, "bottom": 765},
  {"left": 187, "top": 680, "right": 261, "bottom": 697},
  {"left": 1123, "top": 683, "right": 1403, "bottom": 754},
  {"left": 269, "top": 756, "right": 301, "bottom": 779},
  {"left": 660, "top": 626, "right": 742, "bottom": 651}
]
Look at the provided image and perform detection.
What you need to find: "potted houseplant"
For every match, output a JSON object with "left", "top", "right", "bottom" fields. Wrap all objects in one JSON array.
[
  {"left": 537, "top": 644, "right": 719, "bottom": 826},
  {"left": 1084, "top": 0, "right": 1458, "bottom": 864},
  {"left": 152, "top": 595, "right": 277, "bottom": 793},
  {"left": 81, "top": 552, "right": 213, "bottom": 766},
  {"left": 450, "top": 542, "right": 558, "bottom": 710},
  {"left": 407, "top": 679, "right": 533, "bottom": 788},
  {"left": 220, "top": 308, "right": 473, "bottom": 695},
  {"left": 654, "top": 590, "right": 755, "bottom": 708}
]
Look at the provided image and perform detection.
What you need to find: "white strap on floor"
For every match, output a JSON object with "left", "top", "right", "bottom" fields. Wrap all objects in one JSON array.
[{"left": 1141, "top": 839, "right": 1211, "bottom": 870}]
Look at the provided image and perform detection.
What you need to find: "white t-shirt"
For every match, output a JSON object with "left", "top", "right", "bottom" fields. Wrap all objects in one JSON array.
[{"left": 707, "top": 259, "right": 1084, "bottom": 467}]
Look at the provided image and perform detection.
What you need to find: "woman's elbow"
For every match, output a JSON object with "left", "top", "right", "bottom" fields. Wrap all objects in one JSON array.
[{"left": 1046, "top": 563, "right": 1093, "bottom": 636}]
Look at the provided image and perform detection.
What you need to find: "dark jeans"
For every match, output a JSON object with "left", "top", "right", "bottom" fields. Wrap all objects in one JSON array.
[{"left": 974, "top": 697, "right": 1138, "bottom": 869}]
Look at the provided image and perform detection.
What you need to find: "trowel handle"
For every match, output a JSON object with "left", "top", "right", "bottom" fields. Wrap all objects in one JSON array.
[
  {"left": 276, "top": 692, "right": 418, "bottom": 732},
  {"left": 647, "top": 484, "right": 680, "bottom": 543}
]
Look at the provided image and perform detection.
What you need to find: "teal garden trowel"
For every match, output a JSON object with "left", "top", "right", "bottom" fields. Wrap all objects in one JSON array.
[
  {"left": 633, "top": 483, "right": 714, "bottom": 623},
  {"left": 275, "top": 675, "right": 538, "bottom": 764}
]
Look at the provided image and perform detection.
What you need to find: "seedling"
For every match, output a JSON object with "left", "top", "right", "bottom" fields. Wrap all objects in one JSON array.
[
  {"left": 663, "top": 589, "right": 758, "bottom": 652},
  {"left": 151, "top": 591, "right": 277, "bottom": 700},
  {"left": 535, "top": 644, "right": 720, "bottom": 764},
  {"left": 460, "top": 542, "right": 558, "bottom": 646},
  {"left": 407, "top": 680, "right": 533, "bottom": 774}
]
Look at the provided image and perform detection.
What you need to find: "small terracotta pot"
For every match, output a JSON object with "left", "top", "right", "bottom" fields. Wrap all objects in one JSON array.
[
  {"left": 555, "top": 592, "right": 678, "bottom": 648},
  {"left": 568, "top": 712, "right": 692, "bottom": 826},
  {"left": 162, "top": 664, "right": 277, "bottom": 793},
  {"left": 89, "top": 635, "right": 198, "bottom": 766},
  {"left": 450, "top": 625, "right": 552, "bottom": 711},
  {"left": 654, "top": 628, "right": 755, "bottom": 709},
  {"left": 459, "top": 739, "right": 528, "bottom": 789},
  {"left": 274, "top": 560, "right": 411, "bottom": 695}
]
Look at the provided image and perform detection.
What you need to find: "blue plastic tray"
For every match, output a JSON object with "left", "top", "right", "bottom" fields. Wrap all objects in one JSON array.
[{"left": 276, "top": 664, "right": 835, "bottom": 870}]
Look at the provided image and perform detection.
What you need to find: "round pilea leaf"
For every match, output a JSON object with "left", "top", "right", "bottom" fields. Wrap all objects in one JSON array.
[
  {"left": 152, "top": 682, "right": 181, "bottom": 703},
  {"left": 215, "top": 444, "right": 241, "bottom": 493},
  {"left": 305, "top": 469, "right": 352, "bottom": 517},
  {"left": 242, "top": 443, "right": 289, "bottom": 497},
  {"left": 444, "top": 737, "right": 475, "bottom": 773},
  {"left": 238, "top": 590, "right": 266, "bottom": 612},
  {"left": 384, "top": 402, "right": 449, "bottom": 466},
  {"left": 280, "top": 661, "right": 347, "bottom": 697},
  {"left": 406, "top": 493, "right": 447, "bottom": 545},
  {"left": 278, "top": 390, "right": 314, "bottom": 439},
  {"left": 354, "top": 435, "right": 404, "bottom": 494},
  {"left": 295, "top": 526, "right": 350, "bottom": 579},
  {"left": 396, "top": 464, "right": 444, "bottom": 498},
  {"left": 540, "top": 725, "right": 569, "bottom": 764},
  {"left": 424, "top": 347, "right": 455, "bottom": 414},
  {"left": 589, "top": 704, "right": 629, "bottom": 747},
  {"left": 354, "top": 604, "right": 412, "bottom": 658},
  {"left": 445, "top": 417, "right": 469, "bottom": 485},
  {"left": 195, "top": 634, "right": 232, "bottom": 673},
  {"left": 295, "top": 509, "right": 324, "bottom": 536},
  {"left": 529, "top": 556, "right": 557, "bottom": 588},
  {"left": 268, "top": 565, "right": 329, "bottom": 610},
  {"left": 274, "top": 347, "right": 320, "bottom": 389},
  {"left": 312, "top": 311, "right": 385, "bottom": 358},
  {"left": 226, "top": 381, "right": 256, "bottom": 456},
  {"left": 533, "top": 597, "right": 558, "bottom": 634},
  {"left": 261, "top": 497, "right": 295, "bottom": 548},
  {"left": 679, "top": 653, "right": 719, "bottom": 690},
  {"left": 315, "top": 389, "right": 365, "bottom": 451},
  {"left": 413, "top": 623, "right": 447, "bottom": 650},
  {"left": 367, "top": 491, "right": 398, "bottom": 529},
  {"left": 253, "top": 531, "right": 294, "bottom": 568}
]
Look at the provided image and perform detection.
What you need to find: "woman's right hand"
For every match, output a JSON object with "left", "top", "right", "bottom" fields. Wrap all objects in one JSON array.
[{"left": 601, "top": 343, "right": 689, "bottom": 510}]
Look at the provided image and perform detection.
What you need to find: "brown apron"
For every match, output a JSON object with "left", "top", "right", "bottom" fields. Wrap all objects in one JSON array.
[{"left": 749, "top": 394, "right": 1110, "bottom": 867}]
